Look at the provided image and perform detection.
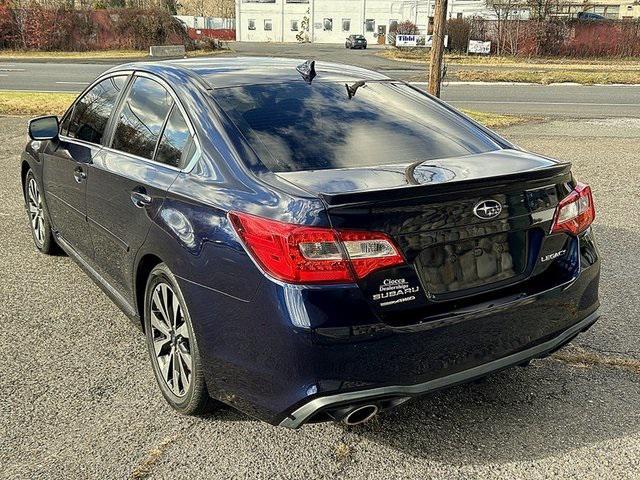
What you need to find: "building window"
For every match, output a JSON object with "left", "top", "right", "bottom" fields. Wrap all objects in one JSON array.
[
  {"left": 342, "top": 18, "right": 351, "bottom": 31},
  {"left": 389, "top": 19, "right": 398, "bottom": 32},
  {"left": 323, "top": 18, "right": 333, "bottom": 31},
  {"left": 457, "top": 12, "right": 463, "bottom": 18},
  {"left": 264, "top": 19, "right": 272, "bottom": 31},
  {"left": 248, "top": 19, "right": 256, "bottom": 30},
  {"left": 365, "top": 19, "right": 375, "bottom": 32},
  {"left": 291, "top": 19, "right": 299, "bottom": 31}
]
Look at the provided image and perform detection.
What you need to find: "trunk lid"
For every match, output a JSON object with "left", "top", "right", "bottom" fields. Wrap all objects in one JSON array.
[{"left": 276, "top": 150, "right": 575, "bottom": 321}]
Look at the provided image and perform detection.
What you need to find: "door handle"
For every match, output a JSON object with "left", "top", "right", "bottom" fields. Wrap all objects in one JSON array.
[
  {"left": 130, "top": 189, "right": 152, "bottom": 208},
  {"left": 73, "top": 166, "right": 86, "bottom": 183}
]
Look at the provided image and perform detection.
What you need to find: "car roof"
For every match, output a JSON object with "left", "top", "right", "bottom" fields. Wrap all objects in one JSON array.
[{"left": 115, "top": 57, "right": 390, "bottom": 89}]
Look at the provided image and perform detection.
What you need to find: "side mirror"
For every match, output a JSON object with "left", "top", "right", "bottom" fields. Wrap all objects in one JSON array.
[{"left": 28, "top": 115, "right": 59, "bottom": 141}]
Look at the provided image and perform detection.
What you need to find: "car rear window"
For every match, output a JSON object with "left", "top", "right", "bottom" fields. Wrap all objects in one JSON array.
[{"left": 212, "top": 81, "right": 501, "bottom": 173}]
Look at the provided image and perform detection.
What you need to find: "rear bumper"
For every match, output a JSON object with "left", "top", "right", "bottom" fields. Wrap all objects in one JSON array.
[
  {"left": 181, "top": 229, "right": 600, "bottom": 427},
  {"left": 279, "top": 307, "right": 600, "bottom": 428}
]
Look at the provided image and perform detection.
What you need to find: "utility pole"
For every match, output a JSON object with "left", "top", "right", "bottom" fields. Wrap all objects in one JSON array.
[{"left": 428, "top": 0, "right": 448, "bottom": 98}]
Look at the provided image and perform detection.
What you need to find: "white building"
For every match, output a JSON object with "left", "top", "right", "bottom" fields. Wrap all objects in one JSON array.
[{"left": 235, "top": 0, "right": 505, "bottom": 44}]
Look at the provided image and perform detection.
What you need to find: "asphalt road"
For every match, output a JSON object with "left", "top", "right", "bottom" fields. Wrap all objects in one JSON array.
[
  {"left": 1, "top": 115, "right": 639, "bottom": 479},
  {"left": 2, "top": 44, "right": 640, "bottom": 118}
]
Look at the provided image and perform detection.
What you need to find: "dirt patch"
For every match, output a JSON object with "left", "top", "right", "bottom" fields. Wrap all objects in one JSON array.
[
  {"left": 130, "top": 433, "right": 182, "bottom": 480},
  {"left": 552, "top": 345, "right": 640, "bottom": 375}
]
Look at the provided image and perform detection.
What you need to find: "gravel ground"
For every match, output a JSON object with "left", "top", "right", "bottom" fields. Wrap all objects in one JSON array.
[{"left": 1, "top": 115, "right": 638, "bottom": 479}]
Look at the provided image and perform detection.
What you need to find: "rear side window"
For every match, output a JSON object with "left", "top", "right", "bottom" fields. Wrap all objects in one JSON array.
[
  {"left": 111, "top": 76, "right": 173, "bottom": 160},
  {"left": 155, "top": 106, "right": 192, "bottom": 168},
  {"left": 66, "top": 75, "right": 128, "bottom": 144},
  {"left": 213, "top": 82, "right": 501, "bottom": 172}
]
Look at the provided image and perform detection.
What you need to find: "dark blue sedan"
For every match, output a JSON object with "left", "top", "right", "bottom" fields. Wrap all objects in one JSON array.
[{"left": 21, "top": 57, "right": 600, "bottom": 428}]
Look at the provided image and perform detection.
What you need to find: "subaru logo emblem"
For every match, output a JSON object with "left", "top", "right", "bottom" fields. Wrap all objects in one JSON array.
[{"left": 473, "top": 200, "right": 502, "bottom": 220}]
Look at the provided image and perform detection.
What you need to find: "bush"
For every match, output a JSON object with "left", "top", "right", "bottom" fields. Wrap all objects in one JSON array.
[
  {"left": 390, "top": 20, "right": 419, "bottom": 46},
  {"left": 0, "top": 5, "right": 192, "bottom": 51},
  {"left": 533, "top": 19, "right": 569, "bottom": 56},
  {"left": 446, "top": 18, "right": 471, "bottom": 53},
  {"left": 111, "top": 8, "right": 191, "bottom": 50},
  {"left": 193, "top": 36, "right": 224, "bottom": 51},
  {"left": 0, "top": 2, "right": 18, "bottom": 49}
]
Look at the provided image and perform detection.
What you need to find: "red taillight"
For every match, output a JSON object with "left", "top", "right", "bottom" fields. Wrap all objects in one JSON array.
[
  {"left": 228, "top": 211, "right": 404, "bottom": 284},
  {"left": 551, "top": 182, "right": 595, "bottom": 236}
]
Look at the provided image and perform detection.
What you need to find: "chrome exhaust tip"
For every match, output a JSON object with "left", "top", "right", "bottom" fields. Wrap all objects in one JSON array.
[{"left": 343, "top": 404, "right": 379, "bottom": 426}]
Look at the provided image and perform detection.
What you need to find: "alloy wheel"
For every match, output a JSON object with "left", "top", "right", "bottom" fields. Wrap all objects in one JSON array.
[
  {"left": 27, "top": 177, "right": 45, "bottom": 247},
  {"left": 149, "top": 282, "right": 193, "bottom": 397}
]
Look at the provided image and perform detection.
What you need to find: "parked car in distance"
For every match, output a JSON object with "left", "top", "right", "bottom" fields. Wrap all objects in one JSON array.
[
  {"left": 345, "top": 34, "right": 367, "bottom": 49},
  {"left": 577, "top": 11, "right": 607, "bottom": 20},
  {"left": 22, "top": 58, "right": 600, "bottom": 428}
]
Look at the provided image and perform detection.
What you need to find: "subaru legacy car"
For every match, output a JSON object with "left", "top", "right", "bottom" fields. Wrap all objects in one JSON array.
[{"left": 21, "top": 58, "right": 600, "bottom": 428}]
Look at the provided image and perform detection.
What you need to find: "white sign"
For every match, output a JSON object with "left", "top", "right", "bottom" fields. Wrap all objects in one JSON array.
[
  {"left": 468, "top": 39, "right": 491, "bottom": 54},
  {"left": 396, "top": 34, "right": 448, "bottom": 48},
  {"left": 396, "top": 34, "right": 419, "bottom": 47}
]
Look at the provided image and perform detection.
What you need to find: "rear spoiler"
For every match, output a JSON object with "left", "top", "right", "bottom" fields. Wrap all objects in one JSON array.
[{"left": 319, "top": 163, "right": 573, "bottom": 207}]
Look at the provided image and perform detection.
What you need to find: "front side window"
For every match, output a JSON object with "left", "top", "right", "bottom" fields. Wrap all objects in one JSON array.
[
  {"left": 342, "top": 18, "right": 351, "bottom": 31},
  {"left": 111, "top": 76, "right": 173, "bottom": 160},
  {"left": 291, "top": 19, "right": 299, "bottom": 31},
  {"left": 323, "top": 18, "right": 333, "bottom": 31},
  {"left": 155, "top": 106, "right": 192, "bottom": 168},
  {"left": 66, "top": 75, "right": 128, "bottom": 144},
  {"left": 365, "top": 19, "right": 375, "bottom": 32},
  {"left": 264, "top": 19, "right": 272, "bottom": 31},
  {"left": 213, "top": 82, "right": 501, "bottom": 173},
  {"left": 248, "top": 19, "right": 256, "bottom": 30}
]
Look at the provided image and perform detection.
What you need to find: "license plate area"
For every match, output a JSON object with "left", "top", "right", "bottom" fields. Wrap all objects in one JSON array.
[{"left": 415, "top": 231, "right": 528, "bottom": 299}]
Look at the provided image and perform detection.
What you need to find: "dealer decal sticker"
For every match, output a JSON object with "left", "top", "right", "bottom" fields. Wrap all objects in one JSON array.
[{"left": 373, "top": 278, "right": 420, "bottom": 307}]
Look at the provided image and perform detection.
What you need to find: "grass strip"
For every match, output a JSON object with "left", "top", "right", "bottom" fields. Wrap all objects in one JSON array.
[{"left": 0, "top": 91, "right": 532, "bottom": 129}]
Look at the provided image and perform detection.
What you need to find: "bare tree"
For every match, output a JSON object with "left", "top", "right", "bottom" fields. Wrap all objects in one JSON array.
[
  {"left": 10, "top": 0, "right": 29, "bottom": 49},
  {"left": 178, "top": 0, "right": 234, "bottom": 17},
  {"left": 486, "top": 0, "right": 527, "bottom": 54},
  {"left": 527, "top": 0, "right": 563, "bottom": 19}
]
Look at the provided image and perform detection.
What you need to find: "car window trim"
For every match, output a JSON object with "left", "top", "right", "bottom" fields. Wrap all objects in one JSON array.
[
  {"left": 153, "top": 105, "right": 196, "bottom": 170},
  {"left": 151, "top": 102, "right": 176, "bottom": 164},
  {"left": 102, "top": 71, "right": 201, "bottom": 173},
  {"left": 59, "top": 71, "right": 134, "bottom": 148},
  {"left": 101, "top": 74, "right": 136, "bottom": 148}
]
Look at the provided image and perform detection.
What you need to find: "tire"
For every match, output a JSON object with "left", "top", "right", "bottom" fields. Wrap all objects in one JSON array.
[
  {"left": 24, "top": 169, "right": 57, "bottom": 254},
  {"left": 144, "top": 263, "right": 214, "bottom": 415}
]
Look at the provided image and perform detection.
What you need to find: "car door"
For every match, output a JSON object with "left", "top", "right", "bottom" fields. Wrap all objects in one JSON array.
[
  {"left": 86, "top": 73, "right": 197, "bottom": 298},
  {"left": 43, "top": 74, "right": 130, "bottom": 258}
]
